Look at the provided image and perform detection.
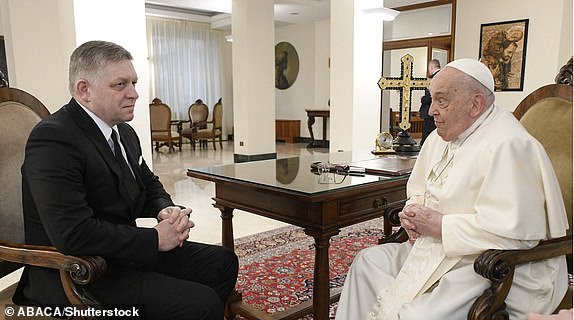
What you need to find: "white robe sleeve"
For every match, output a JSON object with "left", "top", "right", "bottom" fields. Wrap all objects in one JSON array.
[{"left": 442, "top": 138, "right": 566, "bottom": 257}]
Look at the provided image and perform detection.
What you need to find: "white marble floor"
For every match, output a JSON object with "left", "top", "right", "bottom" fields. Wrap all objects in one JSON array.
[{"left": 148, "top": 139, "right": 329, "bottom": 244}]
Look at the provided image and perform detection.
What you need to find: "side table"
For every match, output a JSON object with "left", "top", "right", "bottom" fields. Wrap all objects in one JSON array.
[{"left": 305, "top": 109, "right": 329, "bottom": 148}]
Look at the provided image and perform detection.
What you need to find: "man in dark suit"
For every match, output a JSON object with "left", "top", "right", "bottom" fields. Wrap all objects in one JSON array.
[
  {"left": 419, "top": 59, "right": 441, "bottom": 146},
  {"left": 14, "top": 40, "right": 238, "bottom": 320}
]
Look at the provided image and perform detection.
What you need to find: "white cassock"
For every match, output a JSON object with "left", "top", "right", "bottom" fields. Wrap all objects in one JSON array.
[{"left": 335, "top": 104, "right": 569, "bottom": 320}]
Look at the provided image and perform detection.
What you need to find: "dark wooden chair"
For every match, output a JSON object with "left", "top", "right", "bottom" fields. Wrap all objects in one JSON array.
[
  {"left": 469, "top": 58, "right": 573, "bottom": 319},
  {"left": 0, "top": 86, "right": 106, "bottom": 318},
  {"left": 180, "top": 99, "right": 209, "bottom": 150},
  {"left": 192, "top": 98, "right": 223, "bottom": 150},
  {"left": 149, "top": 98, "right": 182, "bottom": 152}
]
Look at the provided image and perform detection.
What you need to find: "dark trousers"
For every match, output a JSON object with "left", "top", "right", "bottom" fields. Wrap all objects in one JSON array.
[{"left": 89, "top": 242, "right": 238, "bottom": 320}]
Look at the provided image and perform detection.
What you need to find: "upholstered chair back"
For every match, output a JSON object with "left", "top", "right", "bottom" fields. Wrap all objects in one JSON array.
[
  {"left": 150, "top": 100, "right": 172, "bottom": 134},
  {"left": 212, "top": 99, "right": 223, "bottom": 130},
  {"left": 189, "top": 99, "right": 209, "bottom": 128},
  {"left": 515, "top": 84, "right": 573, "bottom": 236},
  {"left": 192, "top": 98, "right": 223, "bottom": 150},
  {"left": 0, "top": 88, "right": 50, "bottom": 245}
]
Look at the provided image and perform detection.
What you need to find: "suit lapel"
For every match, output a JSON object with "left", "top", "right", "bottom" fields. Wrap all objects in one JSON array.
[
  {"left": 66, "top": 100, "right": 141, "bottom": 215},
  {"left": 66, "top": 99, "right": 120, "bottom": 172}
]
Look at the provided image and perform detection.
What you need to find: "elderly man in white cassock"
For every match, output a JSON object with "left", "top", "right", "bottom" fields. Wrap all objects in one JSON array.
[{"left": 334, "top": 58, "right": 569, "bottom": 320}]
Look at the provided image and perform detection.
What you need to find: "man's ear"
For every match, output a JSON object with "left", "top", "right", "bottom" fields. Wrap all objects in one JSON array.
[
  {"left": 469, "top": 94, "right": 485, "bottom": 118},
  {"left": 75, "top": 79, "right": 90, "bottom": 103}
]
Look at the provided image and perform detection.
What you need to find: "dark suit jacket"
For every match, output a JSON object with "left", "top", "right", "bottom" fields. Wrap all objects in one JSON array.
[
  {"left": 419, "top": 69, "right": 440, "bottom": 120},
  {"left": 14, "top": 98, "right": 174, "bottom": 305}
]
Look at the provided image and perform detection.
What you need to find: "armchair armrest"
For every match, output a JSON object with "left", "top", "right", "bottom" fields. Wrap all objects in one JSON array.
[
  {"left": 468, "top": 236, "right": 572, "bottom": 320},
  {"left": 379, "top": 201, "right": 409, "bottom": 244},
  {"left": 170, "top": 120, "right": 183, "bottom": 133},
  {"left": 380, "top": 227, "right": 409, "bottom": 244},
  {"left": 191, "top": 120, "right": 209, "bottom": 129},
  {"left": 179, "top": 119, "right": 191, "bottom": 129},
  {"left": 0, "top": 240, "right": 106, "bottom": 308}
]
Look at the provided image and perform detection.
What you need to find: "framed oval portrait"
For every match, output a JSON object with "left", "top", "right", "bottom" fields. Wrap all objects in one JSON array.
[{"left": 275, "top": 42, "right": 299, "bottom": 90}]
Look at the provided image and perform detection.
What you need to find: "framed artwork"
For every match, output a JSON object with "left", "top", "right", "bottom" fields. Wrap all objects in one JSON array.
[
  {"left": 0, "top": 36, "right": 8, "bottom": 86},
  {"left": 275, "top": 42, "right": 299, "bottom": 90},
  {"left": 479, "top": 19, "right": 529, "bottom": 91}
]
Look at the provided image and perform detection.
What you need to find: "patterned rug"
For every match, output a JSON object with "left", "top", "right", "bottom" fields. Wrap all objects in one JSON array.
[
  {"left": 232, "top": 218, "right": 386, "bottom": 319},
  {"left": 232, "top": 219, "right": 574, "bottom": 319}
]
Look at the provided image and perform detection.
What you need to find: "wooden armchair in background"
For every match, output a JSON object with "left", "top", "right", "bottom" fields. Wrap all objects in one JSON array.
[
  {"left": 192, "top": 98, "right": 223, "bottom": 150},
  {"left": 149, "top": 98, "right": 181, "bottom": 152},
  {"left": 0, "top": 86, "right": 106, "bottom": 317},
  {"left": 180, "top": 99, "right": 209, "bottom": 150}
]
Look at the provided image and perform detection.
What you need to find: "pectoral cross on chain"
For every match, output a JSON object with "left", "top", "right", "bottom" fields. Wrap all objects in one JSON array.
[{"left": 378, "top": 54, "right": 429, "bottom": 131}]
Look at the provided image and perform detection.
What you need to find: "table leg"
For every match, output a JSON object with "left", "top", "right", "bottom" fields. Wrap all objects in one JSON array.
[
  {"left": 305, "top": 229, "right": 339, "bottom": 320},
  {"left": 214, "top": 202, "right": 240, "bottom": 320},
  {"left": 321, "top": 116, "right": 328, "bottom": 147},
  {"left": 307, "top": 115, "right": 316, "bottom": 148},
  {"left": 214, "top": 203, "right": 235, "bottom": 251}
]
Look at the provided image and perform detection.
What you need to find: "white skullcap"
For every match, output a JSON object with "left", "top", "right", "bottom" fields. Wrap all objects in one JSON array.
[{"left": 445, "top": 58, "right": 495, "bottom": 93}]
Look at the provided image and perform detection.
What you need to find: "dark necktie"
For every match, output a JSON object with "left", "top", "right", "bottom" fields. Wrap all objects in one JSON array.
[
  {"left": 111, "top": 130, "right": 133, "bottom": 177},
  {"left": 110, "top": 130, "right": 139, "bottom": 199}
]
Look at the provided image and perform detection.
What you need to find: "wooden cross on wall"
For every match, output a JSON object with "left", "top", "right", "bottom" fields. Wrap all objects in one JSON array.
[{"left": 378, "top": 54, "right": 429, "bottom": 131}]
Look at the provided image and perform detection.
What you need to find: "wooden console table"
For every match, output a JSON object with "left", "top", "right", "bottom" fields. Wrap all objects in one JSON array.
[
  {"left": 305, "top": 109, "right": 329, "bottom": 148},
  {"left": 187, "top": 151, "right": 409, "bottom": 320},
  {"left": 275, "top": 119, "right": 300, "bottom": 143}
]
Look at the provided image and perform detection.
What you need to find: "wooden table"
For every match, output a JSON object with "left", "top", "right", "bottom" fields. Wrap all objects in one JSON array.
[
  {"left": 305, "top": 109, "right": 330, "bottom": 148},
  {"left": 187, "top": 151, "right": 410, "bottom": 320}
]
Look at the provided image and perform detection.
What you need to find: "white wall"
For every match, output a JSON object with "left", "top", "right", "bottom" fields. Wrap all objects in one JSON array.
[
  {"left": 350, "top": 5, "right": 384, "bottom": 153},
  {"left": 1, "top": 0, "right": 75, "bottom": 111},
  {"left": 231, "top": 0, "right": 275, "bottom": 157},
  {"left": 1, "top": 0, "right": 152, "bottom": 162},
  {"left": 330, "top": 0, "right": 383, "bottom": 153},
  {"left": 314, "top": 20, "right": 331, "bottom": 108},
  {"left": 558, "top": 0, "right": 573, "bottom": 74},
  {"left": 275, "top": 22, "right": 326, "bottom": 140},
  {"left": 73, "top": 0, "right": 151, "bottom": 161},
  {"left": 455, "top": 0, "right": 572, "bottom": 111},
  {"left": 219, "top": 34, "right": 234, "bottom": 140},
  {"left": 275, "top": 23, "right": 316, "bottom": 119}
]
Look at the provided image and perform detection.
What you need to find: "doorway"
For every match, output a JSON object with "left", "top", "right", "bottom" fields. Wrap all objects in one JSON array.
[{"left": 380, "top": 1, "right": 456, "bottom": 133}]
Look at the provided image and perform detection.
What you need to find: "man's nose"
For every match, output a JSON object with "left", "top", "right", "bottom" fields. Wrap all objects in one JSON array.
[
  {"left": 127, "top": 84, "right": 139, "bottom": 100},
  {"left": 429, "top": 101, "right": 438, "bottom": 115}
]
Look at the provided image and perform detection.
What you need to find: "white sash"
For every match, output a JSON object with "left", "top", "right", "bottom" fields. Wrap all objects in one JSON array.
[{"left": 367, "top": 237, "right": 462, "bottom": 320}]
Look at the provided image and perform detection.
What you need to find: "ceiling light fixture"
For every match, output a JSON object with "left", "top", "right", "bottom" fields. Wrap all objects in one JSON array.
[
  {"left": 362, "top": 6, "right": 400, "bottom": 21},
  {"left": 225, "top": 35, "right": 233, "bottom": 42}
]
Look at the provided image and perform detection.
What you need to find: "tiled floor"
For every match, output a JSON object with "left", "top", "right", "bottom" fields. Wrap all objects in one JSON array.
[{"left": 148, "top": 139, "right": 330, "bottom": 244}]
